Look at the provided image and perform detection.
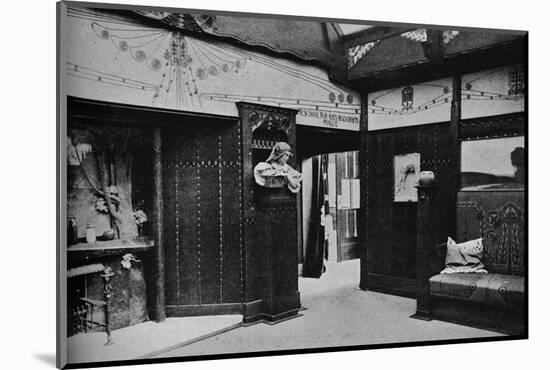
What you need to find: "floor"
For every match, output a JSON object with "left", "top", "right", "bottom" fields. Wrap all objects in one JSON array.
[
  {"left": 68, "top": 259, "right": 505, "bottom": 365},
  {"left": 155, "top": 259, "right": 505, "bottom": 359},
  {"left": 67, "top": 315, "right": 243, "bottom": 364}
]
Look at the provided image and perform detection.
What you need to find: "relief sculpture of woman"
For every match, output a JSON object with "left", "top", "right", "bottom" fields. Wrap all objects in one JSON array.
[{"left": 254, "top": 142, "right": 302, "bottom": 193}]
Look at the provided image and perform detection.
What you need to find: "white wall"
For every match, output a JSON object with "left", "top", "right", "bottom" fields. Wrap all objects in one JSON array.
[
  {"left": 461, "top": 66, "right": 525, "bottom": 119},
  {"left": 367, "top": 77, "right": 452, "bottom": 130},
  {"left": 366, "top": 64, "right": 525, "bottom": 131}
]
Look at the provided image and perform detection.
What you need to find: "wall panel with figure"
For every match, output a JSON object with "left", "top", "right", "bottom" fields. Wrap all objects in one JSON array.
[{"left": 362, "top": 122, "right": 459, "bottom": 297}]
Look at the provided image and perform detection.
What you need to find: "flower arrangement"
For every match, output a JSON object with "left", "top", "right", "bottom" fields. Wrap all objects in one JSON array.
[
  {"left": 121, "top": 253, "right": 140, "bottom": 269},
  {"left": 133, "top": 206, "right": 148, "bottom": 236},
  {"left": 95, "top": 197, "right": 109, "bottom": 213}
]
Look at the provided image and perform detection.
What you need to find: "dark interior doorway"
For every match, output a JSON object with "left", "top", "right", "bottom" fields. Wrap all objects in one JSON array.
[
  {"left": 301, "top": 151, "right": 361, "bottom": 270},
  {"left": 296, "top": 125, "right": 361, "bottom": 277}
]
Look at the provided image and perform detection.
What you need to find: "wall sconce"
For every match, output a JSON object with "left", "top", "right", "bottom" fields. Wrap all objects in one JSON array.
[
  {"left": 419, "top": 171, "right": 435, "bottom": 186},
  {"left": 416, "top": 171, "right": 436, "bottom": 201}
]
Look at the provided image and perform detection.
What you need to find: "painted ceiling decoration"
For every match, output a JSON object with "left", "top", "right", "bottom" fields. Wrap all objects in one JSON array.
[
  {"left": 134, "top": 10, "right": 171, "bottom": 20},
  {"left": 401, "top": 29, "right": 428, "bottom": 43},
  {"left": 348, "top": 27, "right": 522, "bottom": 78},
  {"left": 67, "top": 7, "right": 357, "bottom": 116},
  {"left": 68, "top": 6, "right": 147, "bottom": 26},
  {"left": 132, "top": 10, "right": 345, "bottom": 67},
  {"left": 442, "top": 30, "right": 460, "bottom": 44},
  {"left": 347, "top": 29, "right": 461, "bottom": 71},
  {"left": 347, "top": 41, "right": 379, "bottom": 69},
  {"left": 401, "top": 29, "right": 459, "bottom": 44},
  {"left": 135, "top": 11, "right": 217, "bottom": 33}
]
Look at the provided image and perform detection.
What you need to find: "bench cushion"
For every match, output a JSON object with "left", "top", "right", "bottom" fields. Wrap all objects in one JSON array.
[
  {"left": 440, "top": 237, "right": 487, "bottom": 274},
  {"left": 429, "top": 273, "right": 524, "bottom": 307}
]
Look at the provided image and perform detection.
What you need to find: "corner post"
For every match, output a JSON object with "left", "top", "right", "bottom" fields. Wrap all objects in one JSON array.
[
  {"left": 152, "top": 126, "right": 166, "bottom": 322},
  {"left": 359, "top": 89, "right": 369, "bottom": 290},
  {"left": 411, "top": 183, "right": 438, "bottom": 320}
]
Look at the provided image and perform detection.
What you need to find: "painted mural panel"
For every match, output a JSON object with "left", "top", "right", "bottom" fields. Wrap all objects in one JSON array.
[
  {"left": 461, "top": 65, "right": 525, "bottom": 119},
  {"left": 65, "top": 8, "right": 360, "bottom": 131},
  {"left": 367, "top": 78, "right": 452, "bottom": 131}
]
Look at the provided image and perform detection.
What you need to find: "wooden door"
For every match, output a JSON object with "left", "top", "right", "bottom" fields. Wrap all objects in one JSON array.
[
  {"left": 162, "top": 120, "right": 242, "bottom": 316},
  {"left": 336, "top": 151, "right": 361, "bottom": 261}
]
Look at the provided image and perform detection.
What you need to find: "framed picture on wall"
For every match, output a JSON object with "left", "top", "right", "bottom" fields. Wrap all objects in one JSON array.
[{"left": 393, "top": 152, "right": 420, "bottom": 202}]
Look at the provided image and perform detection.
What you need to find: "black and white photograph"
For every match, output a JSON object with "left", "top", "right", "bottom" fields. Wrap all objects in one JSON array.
[{"left": 48, "top": 0, "right": 535, "bottom": 368}]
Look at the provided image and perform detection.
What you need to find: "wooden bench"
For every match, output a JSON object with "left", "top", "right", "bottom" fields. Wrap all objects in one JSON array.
[{"left": 413, "top": 187, "right": 525, "bottom": 335}]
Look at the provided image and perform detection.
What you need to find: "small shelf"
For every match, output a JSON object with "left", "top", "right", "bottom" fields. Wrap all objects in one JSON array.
[
  {"left": 68, "top": 237, "right": 154, "bottom": 251},
  {"left": 67, "top": 237, "right": 154, "bottom": 264}
]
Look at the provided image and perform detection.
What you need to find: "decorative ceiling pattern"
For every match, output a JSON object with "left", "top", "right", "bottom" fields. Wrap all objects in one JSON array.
[
  {"left": 347, "top": 29, "right": 461, "bottom": 71},
  {"left": 66, "top": 7, "right": 359, "bottom": 122},
  {"left": 347, "top": 41, "right": 379, "bottom": 69},
  {"left": 401, "top": 29, "right": 428, "bottom": 43},
  {"left": 132, "top": 10, "right": 345, "bottom": 67}
]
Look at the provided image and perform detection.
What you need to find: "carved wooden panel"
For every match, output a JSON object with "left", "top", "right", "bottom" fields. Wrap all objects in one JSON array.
[
  {"left": 162, "top": 121, "right": 243, "bottom": 308},
  {"left": 457, "top": 190, "right": 525, "bottom": 275},
  {"left": 237, "top": 102, "right": 301, "bottom": 321}
]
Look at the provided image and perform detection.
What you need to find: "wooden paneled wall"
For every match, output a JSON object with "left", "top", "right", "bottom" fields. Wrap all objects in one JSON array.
[
  {"left": 361, "top": 122, "right": 459, "bottom": 296},
  {"left": 162, "top": 121, "right": 243, "bottom": 310}
]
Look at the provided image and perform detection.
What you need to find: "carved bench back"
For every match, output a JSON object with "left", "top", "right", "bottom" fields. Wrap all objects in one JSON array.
[{"left": 457, "top": 190, "right": 525, "bottom": 276}]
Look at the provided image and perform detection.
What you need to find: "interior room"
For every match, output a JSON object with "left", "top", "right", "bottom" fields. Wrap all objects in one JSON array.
[{"left": 59, "top": 2, "right": 526, "bottom": 366}]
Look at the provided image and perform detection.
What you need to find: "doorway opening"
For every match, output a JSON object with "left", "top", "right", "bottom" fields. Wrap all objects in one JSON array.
[{"left": 300, "top": 150, "right": 361, "bottom": 279}]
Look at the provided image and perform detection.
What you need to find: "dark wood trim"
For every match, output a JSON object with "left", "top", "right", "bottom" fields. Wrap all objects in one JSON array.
[
  {"left": 430, "top": 296, "right": 525, "bottom": 336},
  {"left": 451, "top": 74, "right": 461, "bottom": 163},
  {"left": 242, "top": 300, "right": 301, "bottom": 325},
  {"left": 166, "top": 303, "right": 244, "bottom": 317},
  {"left": 151, "top": 127, "right": 166, "bottom": 322},
  {"left": 235, "top": 101, "right": 300, "bottom": 116},
  {"left": 67, "top": 238, "right": 154, "bottom": 265},
  {"left": 68, "top": 96, "right": 238, "bottom": 128},
  {"left": 449, "top": 74, "right": 461, "bottom": 249},
  {"left": 238, "top": 102, "right": 301, "bottom": 323},
  {"left": 242, "top": 300, "right": 264, "bottom": 323},
  {"left": 343, "top": 26, "right": 415, "bottom": 46},
  {"left": 296, "top": 125, "right": 360, "bottom": 158},
  {"left": 413, "top": 184, "right": 438, "bottom": 319},
  {"left": 261, "top": 308, "right": 301, "bottom": 324},
  {"left": 366, "top": 120, "right": 451, "bottom": 135},
  {"left": 362, "top": 273, "right": 417, "bottom": 298},
  {"left": 351, "top": 38, "right": 525, "bottom": 94},
  {"left": 358, "top": 94, "right": 369, "bottom": 290},
  {"left": 460, "top": 112, "right": 525, "bottom": 141}
]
